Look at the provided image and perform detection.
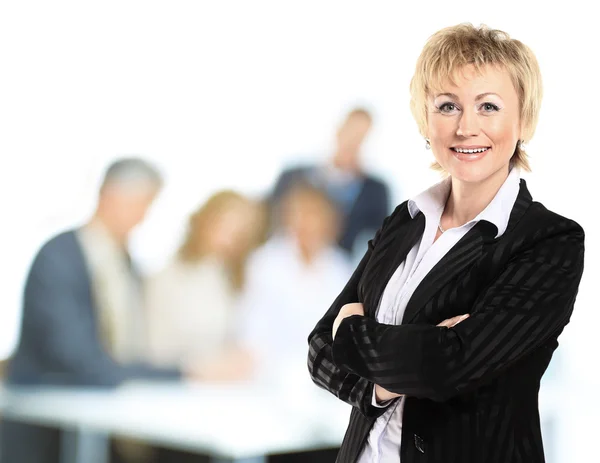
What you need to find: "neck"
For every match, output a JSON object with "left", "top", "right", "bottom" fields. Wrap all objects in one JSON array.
[
  {"left": 331, "top": 155, "right": 360, "bottom": 175},
  {"left": 298, "top": 242, "right": 317, "bottom": 265},
  {"left": 88, "top": 215, "right": 127, "bottom": 247},
  {"left": 444, "top": 167, "right": 510, "bottom": 227}
]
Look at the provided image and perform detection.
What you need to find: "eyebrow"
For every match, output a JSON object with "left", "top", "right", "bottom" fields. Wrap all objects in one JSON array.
[{"left": 434, "top": 92, "right": 502, "bottom": 101}]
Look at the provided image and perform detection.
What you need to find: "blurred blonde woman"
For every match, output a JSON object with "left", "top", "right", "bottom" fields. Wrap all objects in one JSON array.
[{"left": 145, "top": 190, "right": 264, "bottom": 380}]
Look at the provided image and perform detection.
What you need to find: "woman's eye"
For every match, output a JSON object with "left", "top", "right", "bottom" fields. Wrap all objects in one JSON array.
[
  {"left": 481, "top": 102, "right": 500, "bottom": 112},
  {"left": 439, "top": 103, "right": 457, "bottom": 113}
]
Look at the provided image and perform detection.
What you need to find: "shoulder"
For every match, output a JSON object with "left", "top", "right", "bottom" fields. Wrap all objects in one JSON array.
[
  {"left": 362, "top": 173, "right": 389, "bottom": 192},
  {"left": 278, "top": 164, "right": 314, "bottom": 180},
  {"left": 39, "top": 230, "right": 78, "bottom": 253},
  {"left": 503, "top": 201, "right": 585, "bottom": 273},
  {"left": 323, "top": 244, "right": 352, "bottom": 266},
  {"left": 247, "top": 238, "right": 285, "bottom": 269},
  {"left": 520, "top": 201, "right": 584, "bottom": 243},
  {"left": 25, "top": 230, "right": 87, "bottom": 289},
  {"left": 384, "top": 201, "right": 411, "bottom": 227},
  {"left": 147, "top": 260, "right": 183, "bottom": 284},
  {"left": 32, "top": 230, "right": 81, "bottom": 268},
  {"left": 154, "top": 258, "right": 227, "bottom": 281}
]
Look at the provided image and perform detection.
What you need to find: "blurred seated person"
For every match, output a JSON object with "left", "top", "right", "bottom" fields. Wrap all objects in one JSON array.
[
  {"left": 271, "top": 107, "right": 390, "bottom": 257},
  {"left": 145, "top": 191, "right": 264, "bottom": 381},
  {"left": 238, "top": 185, "right": 352, "bottom": 389},
  {"left": 1, "top": 158, "right": 183, "bottom": 463}
]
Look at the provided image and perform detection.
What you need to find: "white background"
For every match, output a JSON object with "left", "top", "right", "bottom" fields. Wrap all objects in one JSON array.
[{"left": 1, "top": 1, "right": 598, "bottom": 461}]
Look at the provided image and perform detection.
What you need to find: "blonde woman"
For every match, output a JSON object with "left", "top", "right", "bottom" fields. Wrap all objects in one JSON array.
[
  {"left": 146, "top": 190, "right": 264, "bottom": 380},
  {"left": 308, "top": 24, "right": 585, "bottom": 462}
]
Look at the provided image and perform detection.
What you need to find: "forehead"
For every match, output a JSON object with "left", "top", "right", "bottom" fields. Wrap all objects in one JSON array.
[{"left": 429, "top": 64, "right": 518, "bottom": 100}]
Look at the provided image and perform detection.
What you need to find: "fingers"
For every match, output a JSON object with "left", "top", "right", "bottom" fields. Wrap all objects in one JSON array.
[
  {"left": 333, "top": 303, "right": 365, "bottom": 340},
  {"left": 342, "top": 302, "right": 365, "bottom": 316},
  {"left": 437, "top": 314, "right": 469, "bottom": 328},
  {"left": 374, "top": 384, "right": 402, "bottom": 403}
]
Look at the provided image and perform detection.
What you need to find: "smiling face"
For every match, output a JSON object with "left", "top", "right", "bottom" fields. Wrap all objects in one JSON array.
[{"left": 427, "top": 64, "right": 522, "bottom": 186}]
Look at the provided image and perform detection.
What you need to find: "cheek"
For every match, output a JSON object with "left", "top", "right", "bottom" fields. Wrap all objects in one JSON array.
[
  {"left": 428, "top": 116, "right": 456, "bottom": 140},
  {"left": 484, "top": 116, "right": 520, "bottom": 145}
]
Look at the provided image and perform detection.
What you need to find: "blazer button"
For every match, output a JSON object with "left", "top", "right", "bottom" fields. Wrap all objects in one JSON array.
[{"left": 414, "top": 434, "right": 425, "bottom": 454}]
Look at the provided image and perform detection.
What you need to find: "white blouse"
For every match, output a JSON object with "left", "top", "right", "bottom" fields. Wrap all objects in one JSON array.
[{"left": 358, "top": 168, "right": 521, "bottom": 463}]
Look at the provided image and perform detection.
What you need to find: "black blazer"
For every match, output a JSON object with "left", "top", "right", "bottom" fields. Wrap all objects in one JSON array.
[
  {"left": 271, "top": 165, "right": 390, "bottom": 253},
  {"left": 307, "top": 179, "right": 584, "bottom": 463}
]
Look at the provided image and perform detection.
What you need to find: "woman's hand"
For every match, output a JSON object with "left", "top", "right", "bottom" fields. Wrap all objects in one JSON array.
[
  {"left": 332, "top": 302, "right": 365, "bottom": 340},
  {"left": 437, "top": 313, "right": 469, "bottom": 328},
  {"left": 374, "top": 384, "right": 402, "bottom": 403}
]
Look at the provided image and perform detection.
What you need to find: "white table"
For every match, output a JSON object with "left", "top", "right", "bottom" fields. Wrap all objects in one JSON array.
[
  {"left": 0, "top": 381, "right": 350, "bottom": 463},
  {"left": 0, "top": 380, "right": 565, "bottom": 463}
]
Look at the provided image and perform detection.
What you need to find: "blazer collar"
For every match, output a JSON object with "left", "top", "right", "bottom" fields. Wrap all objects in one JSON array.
[
  {"left": 505, "top": 178, "right": 532, "bottom": 234},
  {"left": 408, "top": 168, "right": 521, "bottom": 239},
  {"left": 400, "top": 178, "right": 533, "bottom": 324}
]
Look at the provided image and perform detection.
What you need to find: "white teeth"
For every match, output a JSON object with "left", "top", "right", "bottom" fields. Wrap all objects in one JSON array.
[{"left": 453, "top": 147, "right": 489, "bottom": 154}]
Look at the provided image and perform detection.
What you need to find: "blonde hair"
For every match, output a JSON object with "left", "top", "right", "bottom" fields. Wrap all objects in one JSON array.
[
  {"left": 410, "top": 23, "right": 543, "bottom": 172},
  {"left": 178, "top": 190, "right": 265, "bottom": 290}
]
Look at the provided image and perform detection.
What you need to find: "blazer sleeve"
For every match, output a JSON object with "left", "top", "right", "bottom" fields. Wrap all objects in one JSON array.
[
  {"left": 23, "top": 246, "right": 180, "bottom": 387},
  {"left": 331, "top": 220, "right": 585, "bottom": 402},
  {"left": 307, "top": 209, "right": 396, "bottom": 418}
]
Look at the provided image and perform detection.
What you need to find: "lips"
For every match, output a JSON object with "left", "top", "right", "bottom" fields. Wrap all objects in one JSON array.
[
  {"left": 450, "top": 146, "right": 491, "bottom": 161},
  {"left": 451, "top": 147, "right": 491, "bottom": 154}
]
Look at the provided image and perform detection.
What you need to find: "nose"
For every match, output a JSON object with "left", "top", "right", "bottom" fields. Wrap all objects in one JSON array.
[{"left": 456, "top": 108, "right": 480, "bottom": 137}]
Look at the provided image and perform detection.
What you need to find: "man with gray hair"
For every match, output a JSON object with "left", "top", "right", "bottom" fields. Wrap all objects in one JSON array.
[{"left": 1, "top": 158, "right": 181, "bottom": 463}]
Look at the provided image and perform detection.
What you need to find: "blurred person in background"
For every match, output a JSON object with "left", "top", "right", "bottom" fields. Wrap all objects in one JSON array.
[
  {"left": 308, "top": 24, "right": 586, "bottom": 463},
  {"left": 239, "top": 185, "right": 352, "bottom": 392},
  {"left": 0, "top": 158, "right": 184, "bottom": 463},
  {"left": 271, "top": 107, "right": 391, "bottom": 259},
  {"left": 238, "top": 185, "right": 353, "bottom": 463},
  {"left": 145, "top": 190, "right": 265, "bottom": 381}
]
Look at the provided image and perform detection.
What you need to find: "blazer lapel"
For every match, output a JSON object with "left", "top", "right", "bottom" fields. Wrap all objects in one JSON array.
[
  {"left": 361, "top": 206, "right": 425, "bottom": 317},
  {"left": 401, "top": 221, "right": 489, "bottom": 324}
]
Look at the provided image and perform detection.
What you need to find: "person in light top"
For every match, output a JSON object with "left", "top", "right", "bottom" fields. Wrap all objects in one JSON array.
[
  {"left": 146, "top": 190, "right": 265, "bottom": 381},
  {"left": 239, "top": 185, "right": 352, "bottom": 389}
]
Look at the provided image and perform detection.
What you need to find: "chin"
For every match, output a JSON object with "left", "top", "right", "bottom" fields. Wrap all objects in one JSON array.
[
  {"left": 450, "top": 164, "right": 511, "bottom": 186},
  {"left": 446, "top": 163, "right": 494, "bottom": 185}
]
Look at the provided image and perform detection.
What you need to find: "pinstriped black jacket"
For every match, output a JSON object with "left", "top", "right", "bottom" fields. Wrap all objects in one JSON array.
[{"left": 307, "top": 179, "right": 585, "bottom": 463}]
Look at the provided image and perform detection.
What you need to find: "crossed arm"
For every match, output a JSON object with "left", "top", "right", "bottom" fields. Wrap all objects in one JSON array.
[
  {"left": 332, "top": 303, "right": 468, "bottom": 403},
  {"left": 307, "top": 220, "right": 584, "bottom": 413}
]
